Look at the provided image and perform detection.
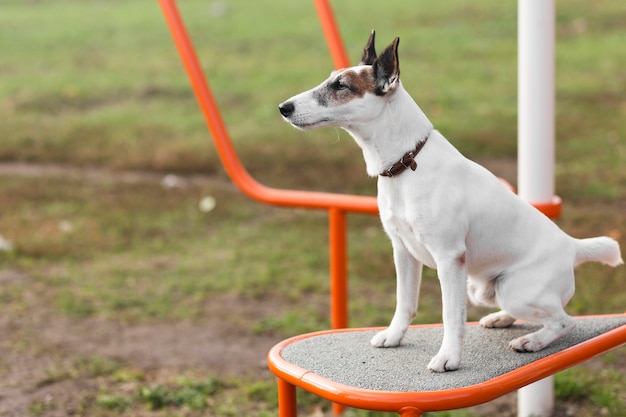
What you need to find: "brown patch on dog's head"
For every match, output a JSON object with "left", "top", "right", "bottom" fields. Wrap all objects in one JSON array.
[
  {"left": 340, "top": 69, "right": 377, "bottom": 97},
  {"left": 313, "top": 68, "right": 377, "bottom": 107},
  {"left": 311, "top": 31, "right": 400, "bottom": 107}
]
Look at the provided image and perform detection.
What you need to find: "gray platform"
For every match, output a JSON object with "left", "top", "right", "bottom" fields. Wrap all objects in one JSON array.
[{"left": 281, "top": 316, "right": 626, "bottom": 392}]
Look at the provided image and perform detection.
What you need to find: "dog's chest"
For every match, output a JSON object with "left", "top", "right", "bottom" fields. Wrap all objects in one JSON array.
[{"left": 378, "top": 189, "right": 437, "bottom": 269}]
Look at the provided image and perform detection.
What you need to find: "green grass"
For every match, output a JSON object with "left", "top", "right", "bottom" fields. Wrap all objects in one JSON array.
[
  {"left": 0, "top": 0, "right": 625, "bottom": 416},
  {"left": 555, "top": 367, "right": 626, "bottom": 416}
]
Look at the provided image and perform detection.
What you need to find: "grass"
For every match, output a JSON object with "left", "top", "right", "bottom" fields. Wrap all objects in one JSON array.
[
  {"left": 0, "top": 0, "right": 624, "bottom": 416},
  {"left": 555, "top": 367, "right": 626, "bottom": 416}
]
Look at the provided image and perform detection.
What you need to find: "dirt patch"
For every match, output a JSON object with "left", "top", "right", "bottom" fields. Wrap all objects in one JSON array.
[
  {"left": 0, "top": 289, "right": 282, "bottom": 416},
  {"left": 36, "top": 300, "right": 279, "bottom": 374}
]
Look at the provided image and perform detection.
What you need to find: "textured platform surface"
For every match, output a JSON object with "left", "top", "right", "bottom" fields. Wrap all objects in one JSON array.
[{"left": 281, "top": 317, "right": 626, "bottom": 392}]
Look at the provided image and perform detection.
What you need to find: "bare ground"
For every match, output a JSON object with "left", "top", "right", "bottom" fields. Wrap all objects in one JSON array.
[{"left": 0, "top": 283, "right": 281, "bottom": 416}]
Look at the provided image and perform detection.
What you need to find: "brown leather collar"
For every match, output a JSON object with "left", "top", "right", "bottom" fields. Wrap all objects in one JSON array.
[{"left": 379, "top": 134, "right": 430, "bottom": 177}]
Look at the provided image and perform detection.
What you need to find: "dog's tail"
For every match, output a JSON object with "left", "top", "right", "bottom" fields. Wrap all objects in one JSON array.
[{"left": 574, "top": 236, "right": 623, "bottom": 267}]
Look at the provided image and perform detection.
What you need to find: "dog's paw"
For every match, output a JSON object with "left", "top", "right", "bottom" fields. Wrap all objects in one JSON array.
[
  {"left": 509, "top": 336, "right": 545, "bottom": 352},
  {"left": 479, "top": 311, "right": 515, "bottom": 328},
  {"left": 427, "top": 352, "right": 461, "bottom": 373},
  {"left": 370, "top": 328, "right": 404, "bottom": 348}
]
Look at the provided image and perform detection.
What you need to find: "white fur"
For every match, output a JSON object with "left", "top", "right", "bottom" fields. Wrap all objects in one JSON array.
[{"left": 278, "top": 36, "right": 623, "bottom": 372}]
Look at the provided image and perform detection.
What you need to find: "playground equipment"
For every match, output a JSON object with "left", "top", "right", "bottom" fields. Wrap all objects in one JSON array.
[
  {"left": 159, "top": 1, "right": 623, "bottom": 416},
  {"left": 268, "top": 315, "right": 626, "bottom": 417}
]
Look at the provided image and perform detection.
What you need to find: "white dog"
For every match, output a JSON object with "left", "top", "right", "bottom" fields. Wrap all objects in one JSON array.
[{"left": 278, "top": 31, "right": 623, "bottom": 372}]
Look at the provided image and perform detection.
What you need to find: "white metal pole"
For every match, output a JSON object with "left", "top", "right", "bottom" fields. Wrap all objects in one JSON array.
[
  {"left": 518, "top": 0, "right": 555, "bottom": 203},
  {"left": 518, "top": 377, "right": 554, "bottom": 417},
  {"left": 517, "top": 0, "right": 555, "bottom": 416}
]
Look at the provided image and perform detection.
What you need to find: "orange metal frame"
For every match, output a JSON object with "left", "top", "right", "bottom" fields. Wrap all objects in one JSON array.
[
  {"left": 159, "top": 0, "right": 558, "bottom": 332},
  {"left": 268, "top": 315, "right": 626, "bottom": 416}
]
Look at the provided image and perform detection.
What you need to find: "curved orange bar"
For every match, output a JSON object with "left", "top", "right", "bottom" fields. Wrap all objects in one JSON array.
[
  {"left": 158, "top": 0, "right": 377, "bottom": 215},
  {"left": 268, "top": 315, "right": 626, "bottom": 413},
  {"left": 313, "top": 0, "right": 351, "bottom": 69}
]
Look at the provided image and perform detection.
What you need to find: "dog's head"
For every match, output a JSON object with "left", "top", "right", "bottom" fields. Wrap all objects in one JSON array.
[{"left": 278, "top": 31, "right": 401, "bottom": 130}]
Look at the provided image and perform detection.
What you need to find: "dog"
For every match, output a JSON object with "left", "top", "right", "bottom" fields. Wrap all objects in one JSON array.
[{"left": 278, "top": 31, "right": 623, "bottom": 372}]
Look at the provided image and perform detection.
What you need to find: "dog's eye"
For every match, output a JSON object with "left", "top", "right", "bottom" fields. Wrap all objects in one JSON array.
[{"left": 330, "top": 78, "right": 347, "bottom": 91}]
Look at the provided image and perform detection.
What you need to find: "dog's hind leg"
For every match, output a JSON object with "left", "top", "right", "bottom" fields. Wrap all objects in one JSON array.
[
  {"left": 501, "top": 266, "right": 576, "bottom": 352},
  {"left": 371, "top": 239, "right": 422, "bottom": 348},
  {"left": 508, "top": 308, "right": 576, "bottom": 352}
]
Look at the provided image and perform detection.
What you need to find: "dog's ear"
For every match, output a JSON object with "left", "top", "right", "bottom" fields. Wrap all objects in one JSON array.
[
  {"left": 360, "top": 30, "right": 377, "bottom": 65},
  {"left": 372, "top": 37, "right": 400, "bottom": 95}
]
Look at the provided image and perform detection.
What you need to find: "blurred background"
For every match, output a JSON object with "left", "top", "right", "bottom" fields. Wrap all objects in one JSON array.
[{"left": 0, "top": 1, "right": 624, "bottom": 416}]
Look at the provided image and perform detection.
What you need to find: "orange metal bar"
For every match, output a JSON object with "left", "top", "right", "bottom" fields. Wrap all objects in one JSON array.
[
  {"left": 329, "top": 208, "right": 348, "bottom": 415},
  {"left": 329, "top": 208, "right": 348, "bottom": 330},
  {"left": 278, "top": 378, "right": 298, "bottom": 417},
  {"left": 313, "top": 0, "right": 351, "bottom": 69},
  {"left": 158, "top": 0, "right": 377, "bottom": 215},
  {"left": 159, "top": 0, "right": 375, "bottom": 340}
]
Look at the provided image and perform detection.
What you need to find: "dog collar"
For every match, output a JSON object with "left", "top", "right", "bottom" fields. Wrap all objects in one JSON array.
[{"left": 379, "top": 134, "right": 430, "bottom": 177}]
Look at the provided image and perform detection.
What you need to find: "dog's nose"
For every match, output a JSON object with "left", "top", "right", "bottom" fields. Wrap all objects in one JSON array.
[{"left": 278, "top": 101, "right": 295, "bottom": 118}]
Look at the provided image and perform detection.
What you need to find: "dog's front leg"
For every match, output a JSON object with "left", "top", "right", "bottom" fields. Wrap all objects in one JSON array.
[
  {"left": 371, "top": 239, "right": 422, "bottom": 348},
  {"left": 427, "top": 254, "right": 467, "bottom": 372}
]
